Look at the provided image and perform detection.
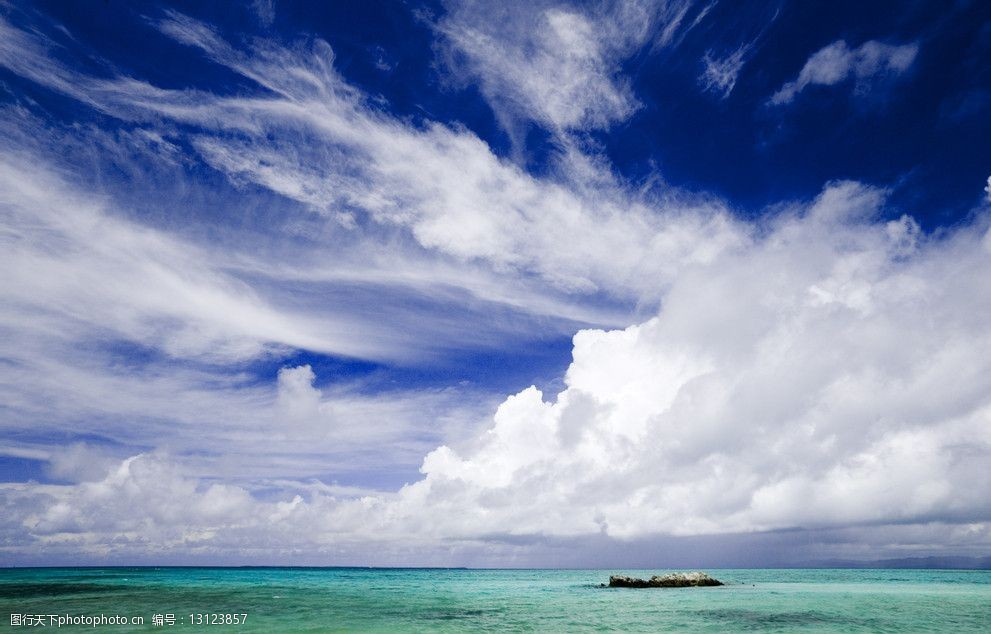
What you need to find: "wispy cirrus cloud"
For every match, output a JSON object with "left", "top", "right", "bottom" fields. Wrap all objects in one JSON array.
[
  {"left": 696, "top": 5, "right": 779, "bottom": 100},
  {"left": 698, "top": 46, "right": 747, "bottom": 98},
  {"left": 434, "top": 0, "right": 707, "bottom": 144},
  {"left": 145, "top": 9, "right": 749, "bottom": 300},
  {"left": 435, "top": 0, "right": 651, "bottom": 134}
]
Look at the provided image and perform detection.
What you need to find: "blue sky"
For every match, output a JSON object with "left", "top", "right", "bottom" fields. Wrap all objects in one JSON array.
[{"left": 1, "top": 0, "right": 990, "bottom": 566}]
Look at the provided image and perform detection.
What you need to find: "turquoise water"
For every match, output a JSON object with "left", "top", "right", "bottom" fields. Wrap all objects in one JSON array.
[{"left": 2, "top": 568, "right": 989, "bottom": 632}]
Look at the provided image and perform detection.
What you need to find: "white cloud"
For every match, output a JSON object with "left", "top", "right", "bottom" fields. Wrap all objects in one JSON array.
[
  {"left": 698, "top": 47, "right": 747, "bottom": 98},
  {"left": 350, "top": 183, "right": 991, "bottom": 544},
  {"left": 770, "top": 39, "right": 919, "bottom": 105},
  {"left": 252, "top": 0, "right": 275, "bottom": 27},
  {"left": 142, "top": 12, "right": 748, "bottom": 301},
  {"left": 985, "top": 175, "right": 991, "bottom": 202},
  {"left": 45, "top": 444, "right": 119, "bottom": 483},
  {"left": 0, "top": 10, "right": 747, "bottom": 305},
  {"left": 277, "top": 365, "right": 324, "bottom": 421},
  {"left": 25, "top": 453, "right": 256, "bottom": 540},
  {"left": 436, "top": 1, "right": 684, "bottom": 134},
  {"left": 0, "top": 157, "right": 413, "bottom": 363},
  {"left": 8, "top": 182, "right": 991, "bottom": 563}
]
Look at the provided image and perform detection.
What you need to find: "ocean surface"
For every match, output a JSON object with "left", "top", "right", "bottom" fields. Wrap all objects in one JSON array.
[{"left": 1, "top": 567, "right": 989, "bottom": 632}]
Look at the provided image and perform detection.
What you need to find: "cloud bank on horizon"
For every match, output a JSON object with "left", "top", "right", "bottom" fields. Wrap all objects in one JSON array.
[{"left": 1, "top": 0, "right": 990, "bottom": 565}]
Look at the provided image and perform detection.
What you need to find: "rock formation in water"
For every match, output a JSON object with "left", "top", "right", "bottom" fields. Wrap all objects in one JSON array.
[{"left": 608, "top": 572, "right": 723, "bottom": 588}]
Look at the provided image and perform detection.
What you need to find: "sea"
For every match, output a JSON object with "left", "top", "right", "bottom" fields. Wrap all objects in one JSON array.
[{"left": 1, "top": 567, "right": 989, "bottom": 632}]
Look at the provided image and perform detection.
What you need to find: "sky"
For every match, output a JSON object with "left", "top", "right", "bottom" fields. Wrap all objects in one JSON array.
[{"left": 0, "top": 0, "right": 990, "bottom": 567}]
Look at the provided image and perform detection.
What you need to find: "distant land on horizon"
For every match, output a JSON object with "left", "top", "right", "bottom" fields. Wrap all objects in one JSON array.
[{"left": 799, "top": 555, "right": 991, "bottom": 570}]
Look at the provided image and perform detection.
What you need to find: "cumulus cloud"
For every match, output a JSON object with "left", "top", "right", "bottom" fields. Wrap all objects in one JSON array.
[
  {"left": 24, "top": 453, "right": 257, "bottom": 544},
  {"left": 770, "top": 39, "right": 919, "bottom": 105},
  {"left": 387, "top": 184, "right": 991, "bottom": 540},
  {"left": 9, "top": 182, "right": 991, "bottom": 562},
  {"left": 6, "top": 452, "right": 449, "bottom": 563}
]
